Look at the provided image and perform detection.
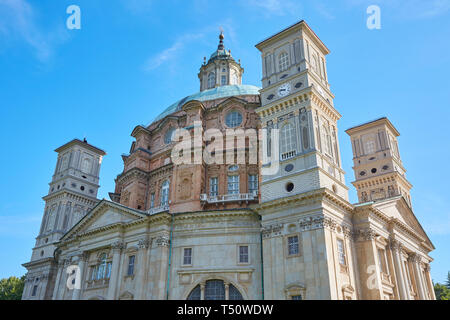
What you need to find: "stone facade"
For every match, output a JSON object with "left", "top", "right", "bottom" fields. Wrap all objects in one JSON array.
[{"left": 22, "top": 20, "right": 435, "bottom": 300}]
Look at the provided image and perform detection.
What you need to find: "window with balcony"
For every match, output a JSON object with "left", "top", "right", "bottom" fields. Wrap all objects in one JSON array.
[
  {"left": 248, "top": 174, "right": 258, "bottom": 194},
  {"left": 209, "top": 177, "right": 218, "bottom": 196},
  {"left": 227, "top": 175, "right": 240, "bottom": 195},
  {"left": 280, "top": 122, "right": 297, "bottom": 160},
  {"left": 160, "top": 180, "right": 170, "bottom": 206}
]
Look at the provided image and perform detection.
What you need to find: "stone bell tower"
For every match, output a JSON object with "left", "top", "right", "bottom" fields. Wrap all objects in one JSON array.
[
  {"left": 345, "top": 117, "right": 412, "bottom": 206},
  {"left": 22, "top": 138, "right": 105, "bottom": 300}
]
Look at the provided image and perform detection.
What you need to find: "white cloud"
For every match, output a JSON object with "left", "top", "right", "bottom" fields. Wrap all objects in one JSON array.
[
  {"left": 144, "top": 33, "right": 205, "bottom": 71},
  {"left": 0, "top": 0, "right": 67, "bottom": 62},
  {"left": 143, "top": 20, "right": 238, "bottom": 71}
]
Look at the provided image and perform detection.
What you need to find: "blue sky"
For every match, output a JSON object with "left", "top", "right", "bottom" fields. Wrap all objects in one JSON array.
[{"left": 0, "top": 0, "right": 449, "bottom": 284}]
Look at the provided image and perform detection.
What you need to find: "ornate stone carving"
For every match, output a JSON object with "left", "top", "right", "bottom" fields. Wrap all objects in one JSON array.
[
  {"left": 261, "top": 223, "right": 284, "bottom": 238},
  {"left": 323, "top": 217, "right": 337, "bottom": 231},
  {"left": 111, "top": 241, "right": 125, "bottom": 251},
  {"left": 156, "top": 235, "right": 170, "bottom": 247},
  {"left": 354, "top": 228, "right": 376, "bottom": 242},
  {"left": 138, "top": 238, "right": 151, "bottom": 249},
  {"left": 389, "top": 237, "right": 402, "bottom": 251},
  {"left": 299, "top": 216, "right": 324, "bottom": 231},
  {"left": 424, "top": 264, "right": 431, "bottom": 272},
  {"left": 408, "top": 253, "right": 421, "bottom": 264},
  {"left": 342, "top": 226, "right": 353, "bottom": 239}
]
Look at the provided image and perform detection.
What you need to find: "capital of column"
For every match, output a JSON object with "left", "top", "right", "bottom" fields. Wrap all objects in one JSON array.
[
  {"left": 408, "top": 253, "right": 422, "bottom": 264},
  {"left": 156, "top": 235, "right": 170, "bottom": 247},
  {"left": 424, "top": 264, "right": 431, "bottom": 272},
  {"left": 111, "top": 241, "right": 125, "bottom": 252},
  {"left": 138, "top": 238, "right": 151, "bottom": 249},
  {"left": 354, "top": 228, "right": 376, "bottom": 242},
  {"left": 389, "top": 237, "right": 402, "bottom": 251}
]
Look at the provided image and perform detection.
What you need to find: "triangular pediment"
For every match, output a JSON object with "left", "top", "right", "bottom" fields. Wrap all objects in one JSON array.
[
  {"left": 372, "top": 196, "right": 434, "bottom": 248},
  {"left": 61, "top": 200, "right": 147, "bottom": 241}
]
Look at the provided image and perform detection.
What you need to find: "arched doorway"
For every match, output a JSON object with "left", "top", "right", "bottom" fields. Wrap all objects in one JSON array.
[{"left": 187, "top": 279, "right": 243, "bottom": 300}]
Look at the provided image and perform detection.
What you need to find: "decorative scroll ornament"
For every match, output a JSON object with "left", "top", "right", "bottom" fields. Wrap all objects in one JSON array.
[{"left": 389, "top": 237, "right": 402, "bottom": 251}]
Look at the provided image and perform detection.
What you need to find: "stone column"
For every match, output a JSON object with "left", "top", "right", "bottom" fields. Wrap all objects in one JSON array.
[
  {"left": 424, "top": 264, "right": 436, "bottom": 300},
  {"left": 52, "top": 260, "right": 64, "bottom": 300},
  {"left": 389, "top": 239, "right": 408, "bottom": 300},
  {"left": 107, "top": 241, "right": 124, "bottom": 300},
  {"left": 135, "top": 238, "right": 150, "bottom": 300},
  {"left": 354, "top": 228, "right": 383, "bottom": 300},
  {"left": 409, "top": 254, "right": 426, "bottom": 300},
  {"left": 225, "top": 282, "right": 230, "bottom": 300},
  {"left": 72, "top": 253, "right": 87, "bottom": 300},
  {"left": 200, "top": 282, "right": 205, "bottom": 300}
]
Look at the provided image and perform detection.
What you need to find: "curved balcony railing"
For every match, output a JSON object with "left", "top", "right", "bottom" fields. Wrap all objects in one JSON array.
[
  {"left": 200, "top": 191, "right": 258, "bottom": 204},
  {"left": 147, "top": 204, "right": 169, "bottom": 215}
]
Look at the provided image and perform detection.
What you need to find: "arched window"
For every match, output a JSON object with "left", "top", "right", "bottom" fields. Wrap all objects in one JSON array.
[
  {"left": 207, "top": 72, "right": 215, "bottom": 89},
  {"left": 280, "top": 123, "right": 297, "bottom": 155},
  {"left": 81, "top": 158, "right": 91, "bottom": 174},
  {"left": 323, "top": 125, "right": 332, "bottom": 156},
  {"left": 164, "top": 128, "right": 175, "bottom": 144},
  {"left": 187, "top": 280, "right": 243, "bottom": 300},
  {"left": 302, "top": 126, "right": 309, "bottom": 150},
  {"left": 187, "top": 285, "right": 201, "bottom": 300},
  {"left": 279, "top": 52, "right": 289, "bottom": 72},
  {"left": 160, "top": 180, "right": 170, "bottom": 206}
]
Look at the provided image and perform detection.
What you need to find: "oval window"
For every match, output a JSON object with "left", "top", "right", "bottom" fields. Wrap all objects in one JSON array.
[
  {"left": 225, "top": 111, "right": 243, "bottom": 128},
  {"left": 286, "top": 182, "right": 294, "bottom": 192},
  {"left": 285, "top": 164, "right": 294, "bottom": 172}
]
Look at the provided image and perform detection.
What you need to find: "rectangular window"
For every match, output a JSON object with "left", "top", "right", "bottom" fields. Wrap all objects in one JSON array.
[
  {"left": 183, "top": 248, "right": 192, "bottom": 265},
  {"left": 127, "top": 255, "right": 135, "bottom": 276},
  {"left": 228, "top": 175, "right": 240, "bottom": 195},
  {"left": 106, "top": 262, "right": 112, "bottom": 279},
  {"left": 221, "top": 75, "right": 227, "bottom": 85},
  {"left": 288, "top": 236, "right": 299, "bottom": 256},
  {"left": 150, "top": 193, "right": 155, "bottom": 208},
  {"left": 209, "top": 177, "right": 218, "bottom": 196},
  {"left": 365, "top": 140, "right": 376, "bottom": 154},
  {"left": 337, "top": 239, "right": 346, "bottom": 265},
  {"left": 291, "top": 295, "right": 302, "bottom": 300},
  {"left": 378, "top": 249, "right": 387, "bottom": 273},
  {"left": 31, "top": 285, "right": 38, "bottom": 297},
  {"left": 239, "top": 245, "right": 249, "bottom": 263},
  {"left": 248, "top": 174, "right": 258, "bottom": 194},
  {"left": 90, "top": 266, "right": 97, "bottom": 281}
]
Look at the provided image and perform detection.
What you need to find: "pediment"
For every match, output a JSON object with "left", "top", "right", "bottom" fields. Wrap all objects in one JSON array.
[
  {"left": 62, "top": 200, "right": 147, "bottom": 241},
  {"left": 372, "top": 197, "right": 433, "bottom": 248}
]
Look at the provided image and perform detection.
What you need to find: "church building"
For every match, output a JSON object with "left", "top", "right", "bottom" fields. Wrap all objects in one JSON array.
[{"left": 22, "top": 21, "right": 435, "bottom": 300}]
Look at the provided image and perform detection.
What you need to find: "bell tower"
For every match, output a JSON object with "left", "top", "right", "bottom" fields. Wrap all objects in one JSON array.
[
  {"left": 345, "top": 117, "right": 412, "bottom": 206},
  {"left": 255, "top": 20, "right": 348, "bottom": 202},
  {"left": 22, "top": 138, "right": 105, "bottom": 300}
]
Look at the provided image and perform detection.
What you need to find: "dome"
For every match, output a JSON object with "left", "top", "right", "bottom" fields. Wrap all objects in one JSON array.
[{"left": 151, "top": 84, "right": 261, "bottom": 124}]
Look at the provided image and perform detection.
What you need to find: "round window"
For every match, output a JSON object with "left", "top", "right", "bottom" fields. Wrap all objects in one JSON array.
[
  {"left": 382, "top": 165, "right": 389, "bottom": 170},
  {"left": 371, "top": 168, "right": 377, "bottom": 174},
  {"left": 225, "top": 111, "right": 243, "bottom": 128},
  {"left": 285, "top": 164, "right": 294, "bottom": 172},
  {"left": 80, "top": 186, "right": 85, "bottom": 191},
  {"left": 359, "top": 171, "right": 366, "bottom": 176},
  {"left": 286, "top": 182, "right": 294, "bottom": 192}
]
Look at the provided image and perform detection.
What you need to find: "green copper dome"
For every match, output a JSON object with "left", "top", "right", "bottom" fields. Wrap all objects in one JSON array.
[{"left": 151, "top": 84, "right": 261, "bottom": 124}]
